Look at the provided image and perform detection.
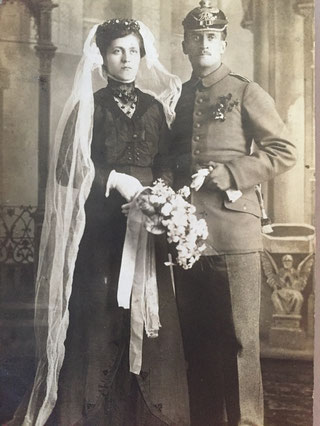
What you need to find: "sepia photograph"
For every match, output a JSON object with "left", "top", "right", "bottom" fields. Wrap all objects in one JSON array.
[{"left": 0, "top": 0, "right": 316, "bottom": 425}]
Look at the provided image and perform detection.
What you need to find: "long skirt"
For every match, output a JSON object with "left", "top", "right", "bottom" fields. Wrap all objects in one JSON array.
[{"left": 48, "top": 191, "right": 190, "bottom": 426}]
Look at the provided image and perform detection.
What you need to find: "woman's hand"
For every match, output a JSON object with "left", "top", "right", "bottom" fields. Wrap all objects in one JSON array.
[{"left": 105, "top": 170, "right": 143, "bottom": 201}]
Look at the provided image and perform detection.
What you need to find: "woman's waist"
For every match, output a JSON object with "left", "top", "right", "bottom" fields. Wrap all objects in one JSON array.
[{"left": 111, "top": 164, "right": 154, "bottom": 186}]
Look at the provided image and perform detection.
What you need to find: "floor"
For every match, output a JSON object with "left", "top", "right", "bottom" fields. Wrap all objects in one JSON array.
[
  {"left": 0, "top": 357, "right": 314, "bottom": 425},
  {"left": 262, "top": 358, "right": 313, "bottom": 426}
]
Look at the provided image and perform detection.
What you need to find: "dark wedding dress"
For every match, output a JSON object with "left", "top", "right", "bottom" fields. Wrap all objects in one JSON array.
[{"left": 47, "top": 82, "right": 190, "bottom": 425}]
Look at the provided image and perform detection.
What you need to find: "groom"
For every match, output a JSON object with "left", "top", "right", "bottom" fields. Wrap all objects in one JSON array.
[{"left": 171, "top": 1, "right": 296, "bottom": 425}]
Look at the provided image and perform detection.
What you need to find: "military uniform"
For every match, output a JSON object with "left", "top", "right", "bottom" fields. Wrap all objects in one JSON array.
[
  {"left": 171, "top": 6, "right": 296, "bottom": 424},
  {"left": 172, "top": 63, "right": 296, "bottom": 255}
]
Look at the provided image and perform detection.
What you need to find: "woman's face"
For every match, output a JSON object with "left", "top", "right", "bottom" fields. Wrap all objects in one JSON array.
[{"left": 104, "top": 34, "right": 141, "bottom": 82}]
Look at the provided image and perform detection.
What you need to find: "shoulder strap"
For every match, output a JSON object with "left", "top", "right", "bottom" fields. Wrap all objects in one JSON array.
[{"left": 229, "top": 72, "right": 251, "bottom": 83}]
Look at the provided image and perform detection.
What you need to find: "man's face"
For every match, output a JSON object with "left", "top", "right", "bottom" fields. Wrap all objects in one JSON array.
[{"left": 183, "top": 31, "right": 226, "bottom": 74}]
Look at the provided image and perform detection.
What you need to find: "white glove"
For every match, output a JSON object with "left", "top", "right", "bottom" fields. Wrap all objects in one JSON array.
[
  {"left": 191, "top": 168, "right": 242, "bottom": 202},
  {"left": 105, "top": 170, "right": 143, "bottom": 201},
  {"left": 190, "top": 169, "right": 209, "bottom": 191}
]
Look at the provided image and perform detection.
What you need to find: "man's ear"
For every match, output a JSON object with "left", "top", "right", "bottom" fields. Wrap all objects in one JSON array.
[
  {"left": 182, "top": 40, "right": 188, "bottom": 55},
  {"left": 221, "top": 40, "right": 227, "bottom": 54}
]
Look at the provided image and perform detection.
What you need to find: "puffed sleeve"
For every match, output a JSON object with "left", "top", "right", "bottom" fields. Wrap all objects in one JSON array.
[{"left": 225, "top": 82, "right": 297, "bottom": 190}]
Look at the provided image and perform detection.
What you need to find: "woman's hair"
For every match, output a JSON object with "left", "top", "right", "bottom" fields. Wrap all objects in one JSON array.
[{"left": 96, "top": 19, "right": 146, "bottom": 58}]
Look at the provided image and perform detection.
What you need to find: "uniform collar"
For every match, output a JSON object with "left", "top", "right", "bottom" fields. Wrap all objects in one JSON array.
[{"left": 199, "top": 63, "right": 230, "bottom": 87}]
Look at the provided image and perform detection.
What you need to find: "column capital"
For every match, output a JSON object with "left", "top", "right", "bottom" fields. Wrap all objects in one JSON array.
[
  {"left": 22, "top": 0, "right": 58, "bottom": 31},
  {"left": 35, "top": 44, "right": 57, "bottom": 75},
  {"left": 240, "top": 0, "right": 254, "bottom": 33},
  {"left": 294, "top": 1, "right": 314, "bottom": 18}
]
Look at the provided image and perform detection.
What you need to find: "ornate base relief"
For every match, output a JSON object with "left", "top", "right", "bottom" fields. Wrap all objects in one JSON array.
[
  {"left": 269, "top": 314, "right": 306, "bottom": 350},
  {"left": 261, "top": 245, "right": 314, "bottom": 351}
]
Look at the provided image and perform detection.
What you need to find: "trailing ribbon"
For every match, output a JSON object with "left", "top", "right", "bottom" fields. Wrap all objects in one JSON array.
[{"left": 117, "top": 197, "right": 161, "bottom": 374}]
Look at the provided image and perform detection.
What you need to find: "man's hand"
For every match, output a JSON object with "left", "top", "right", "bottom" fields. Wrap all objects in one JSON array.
[{"left": 205, "top": 161, "right": 233, "bottom": 191}]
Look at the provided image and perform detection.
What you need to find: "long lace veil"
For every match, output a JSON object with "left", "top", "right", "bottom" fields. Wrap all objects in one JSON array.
[{"left": 21, "top": 21, "right": 181, "bottom": 426}]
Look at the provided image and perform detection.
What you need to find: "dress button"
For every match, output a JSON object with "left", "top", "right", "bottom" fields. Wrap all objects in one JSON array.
[
  {"left": 198, "top": 98, "right": 203, "bottom": 103},
  {"left": 194, "top": 135, "right": 200, "bottom": 141},
  {"left": 196, "top": 111, "right": 202, "bottom": 116},
  {"left": 132, "top": 133, "right": 138, "bottom": 139},
  {"left": 195, "top": 123, "right": 201, "bottom": 128},
  {"left": 194, "top": 149, "right": 200, "bottom": 155}
]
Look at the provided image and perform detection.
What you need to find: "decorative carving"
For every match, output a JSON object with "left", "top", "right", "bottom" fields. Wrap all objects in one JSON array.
[
  {"left": 261, "top": 251, "right": 314, "bottom": 315},
  {"left": 293, "top": 1, "right": 314, "bottom": 18},
  {"left": 0, "top": 205, "right": 36, "bottom": 264},
  {"left": 35, "top": 44, "right": 57, "bottom": 75},
  {"left": 22, "top": 0, "right": 58, "bottom": 31}
]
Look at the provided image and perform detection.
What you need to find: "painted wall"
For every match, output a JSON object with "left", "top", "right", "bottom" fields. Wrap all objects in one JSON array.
[
  {"left": 0, "top": 2, "right": 38, "bottom": 205},
  {"left": 0, "top": 0, "right": 253, "bottom": 206}
]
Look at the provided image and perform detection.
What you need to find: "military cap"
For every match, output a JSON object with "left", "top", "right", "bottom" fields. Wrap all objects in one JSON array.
[{"left": 182, "top": 1, "right": 228, "bottom": 32}]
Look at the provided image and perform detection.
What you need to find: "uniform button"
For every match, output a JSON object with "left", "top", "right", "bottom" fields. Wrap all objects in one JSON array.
[
  {"left": 198, "top": 98, "right": 203, "bottom": 103},
  {"left": 195, "top": 123, "right": 201, "bottom": 128},
  {"left": 194, "top": 135, "right": 200, "bottom": 141},
  {"left": 128, "top": 157, "right": 132, "bottom": 161},
  {"left": 243, "top": 204, "right": 247, "bottom": 210},
  {"left": 132, "top": 133, "right": 138, "bottom": 139},
  {"left": 194, "top": 149, "right": 200, "bottom": 155},
  {"left": 196, "top": 111, "right": 202, "bottom": 116}
]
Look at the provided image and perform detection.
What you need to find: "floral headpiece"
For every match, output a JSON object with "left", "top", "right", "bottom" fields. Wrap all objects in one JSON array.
[
  {"left": 96, "top": 18, "right": 144, "bottom": 57},
  {"left": 100, "top": 18, "right": 141, "bottom": 33}
]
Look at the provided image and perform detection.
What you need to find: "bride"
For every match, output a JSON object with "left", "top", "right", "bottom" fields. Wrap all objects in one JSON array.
[{"left": 9, "top": 18, "right": 189, "bottom": 426}]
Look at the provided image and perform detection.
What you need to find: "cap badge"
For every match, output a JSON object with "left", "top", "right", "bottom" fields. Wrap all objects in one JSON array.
[{"left": 195, "top": 11, "right": 218, "bottom": 27}]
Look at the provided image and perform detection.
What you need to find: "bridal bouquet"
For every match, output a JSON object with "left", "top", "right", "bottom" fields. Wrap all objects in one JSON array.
[{"left": 136, "top": 179, "right": 208, "bottom": 269}]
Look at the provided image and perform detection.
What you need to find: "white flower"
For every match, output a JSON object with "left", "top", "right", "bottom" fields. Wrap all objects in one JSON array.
[
  {"left": 178, "top": 186, "right": 191, "bottom": 198},
  {"left": 196, "top": 218, "right": 209, "bottom": 239},
  {"left": 161, "top": 202, "right": 173, "bottom": 216},
  {"left": 171, "top": 212, "right": 188, "bottom": 228},
  {"left": 136, "top": 178, "right": 209, "bottom": 270},
  {"left": 149, "top": 194, "right": 166, "bottom": 205}
]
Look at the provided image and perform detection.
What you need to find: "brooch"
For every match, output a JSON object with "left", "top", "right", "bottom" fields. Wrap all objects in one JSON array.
[{"left": 211, "top": 93, "right": 239, "bottom": 122}]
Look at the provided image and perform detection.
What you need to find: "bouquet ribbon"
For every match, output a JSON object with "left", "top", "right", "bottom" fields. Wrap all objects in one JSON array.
[{"left": 117, "top": 196, "right": 161, "bottom": 374}]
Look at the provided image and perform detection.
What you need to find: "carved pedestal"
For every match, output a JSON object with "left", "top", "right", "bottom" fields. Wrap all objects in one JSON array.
[
  {"left": 269, "top": 314, "right": 306, "bottom": 350},
  {"left": 261, "top": 224, "right": 315, "bottom": 358}
]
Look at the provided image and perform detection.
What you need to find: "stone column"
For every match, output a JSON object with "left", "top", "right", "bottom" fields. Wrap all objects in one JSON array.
[
  {"left": 25, "top": 0, "right": 57, "bottom": 270},
  {"left": 293, "top": 1, "right": 315, "bottom": 339},
  {"left": 171, "top": 0, "right": 194, "bottom": 80},
  {"left": 294, "top": 1, "right": 315, "bottom": 226},
  {"left": 243, "top": 0, "right": 305, "bottom": 223},
  {"left": 0, "top": 64, "right": 10, "bottom": 203}
]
